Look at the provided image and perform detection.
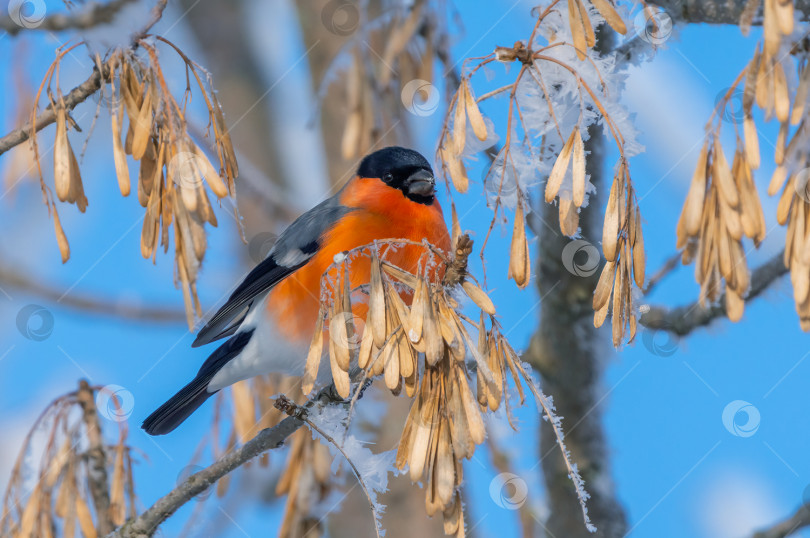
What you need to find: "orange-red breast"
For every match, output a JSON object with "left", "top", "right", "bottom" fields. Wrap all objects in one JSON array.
[{"left": 143, "top": 147, "right": 450, "bottom": 435}]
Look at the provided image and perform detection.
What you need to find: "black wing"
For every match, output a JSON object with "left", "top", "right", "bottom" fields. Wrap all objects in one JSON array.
[{"left": 192, "top": 198, "right": 354, "bottom": 347}]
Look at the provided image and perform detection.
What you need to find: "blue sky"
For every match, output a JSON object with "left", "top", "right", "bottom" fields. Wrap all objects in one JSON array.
[{"left": 1, "top": 1, "right": 809, "bottom": 537}]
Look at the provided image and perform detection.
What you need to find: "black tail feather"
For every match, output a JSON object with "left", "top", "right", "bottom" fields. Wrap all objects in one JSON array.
[{"left": 142, "top": 329, "right": 255, "bottom": 435}]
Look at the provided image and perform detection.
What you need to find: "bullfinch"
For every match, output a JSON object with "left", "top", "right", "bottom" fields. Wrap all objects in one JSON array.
[{"left": 143, "top": 146, "right": 451, "bottom": 435}]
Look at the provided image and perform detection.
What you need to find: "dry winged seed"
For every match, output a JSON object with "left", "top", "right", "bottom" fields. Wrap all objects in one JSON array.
[
  {"left": 76, "top": 493, "right": 96, "bottom": 538},
  {"left": 302, "top": 307, "right": 324, "bottom": 394},
  {"left": 508, "top": 203, "right": 530, "bottom": 288},
  {"left": 131, "top": 84, "right": 153, "bottom": 161},
  {"left": 572, "top": 128, "right": 586, "bottom": 207},
  {"left": 111, "top": 100, "right": 130, "bottom": 197},
  {"left": 578, "top": 0, "right": 596, "bottom": 47},
  {"left": 67, "top": 139, "right": 87, "bottom": 212},
  {"left": 451, "top": 201, "right": 462, "bottom": 248},
  {"left": 743, "top": 117, "right": 760, "bottom": 170},
  {"left": 775, "top": 0, "right": 794, "bottom": 35},
  {"left": 776, "top": 174, "right": 795, "bottom": 225},
  {"left": 54, "top": 106, "right": 71, "bottom": 202},
  {"left": 387, "top": 277, "right": 412, "bottom": 333},
  {"left": 380, "top": 260, "right": 419, "bottom": 289},
  {"left": 357, "top": 323, "right": 374, "bottom": 369},
  {"left": 456, "top": 366, "right": 485, "bottom": 444},
  {"left": 409, "top": 397, "right": 436, "bottom": 480},
  {"left": 568, "top": 0, "right": 587, "bottom": 60},
  {"left": 774, "top": 61, "right": 790, "bottom": 123},
  {"left": 383, "top": 329, "right": 400, "bottom": 390},
  {"left": 726, "top": 288, "right": 745, "bottom": 322},
  {"left": 712, "top": 142, "right": 740, "bottom": 208},
  {"left": 559, "top": 196, "right": 580, "bottom": 237},
  {"left": 545, "top": 129, "right": 576, "bottom": 202},
  {"left": 110, "top": 444, "right": 126, "bottom": 526},
  {"left": 193, "top": 144, "right": 228, "bottom": 198},
  {"left": 612, "top": 260, "right": 624, "bottom": 346},
  {"left": 453, "top": 84, "right": 467, "bottom": 155},
  {"left": 18, "top": 484, "right": 40, "bottom": 538},
  {"left": 408, "top": 275, "right": 426, "bottom": 342},
  {"left": 593, "top": 260, "right": 615, "bottom": 310},
  {"left": 461, "top": 280, "right": 495, "bottom": 315},
  {"left": 464, "top": 83, "right": 487, "bottom": 141},
  {"left": 443, "top": 146, "right": 469, "bottom": 193},
  {"left": 369, "top": 254, "right": 387, "bottom": 348},
  {"left": 602, "top": 177, "right": 621, "bottom": 261},
  {"left": 53, "top": 208, "right": 70, "bottom": 263},
  {"left": 632, "top": 208, "right": 646, "bottom": 287},
  {"left": 398, "top": 327, "right": 416, "bottom": 378},
  {"left": 328, "top": 325, "right": 351, "bottom": 398},
  {"left": 768, "top": 165, "right": 788, "bottom": 197},
  {"left": 423, "top": 292, "right": 443, "bottom": 366},
  {"left": 775, "top": 120, "right": 788, "bottom": 164},
  {"left": 591, "top": 0, "right": 627, "bottom": 34},
  {"left": 435, "top": 422, "right": 456, "bottom": 506}
]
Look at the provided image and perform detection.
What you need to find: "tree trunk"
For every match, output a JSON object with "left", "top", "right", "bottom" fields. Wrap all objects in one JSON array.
[{"left": 524, "top": 27, "right": 628, "bottom": 538}]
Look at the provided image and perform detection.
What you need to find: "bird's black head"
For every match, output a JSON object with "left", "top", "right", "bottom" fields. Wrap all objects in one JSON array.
[{"left": 357, "top": 146, "right": 436, "bottom": 205}]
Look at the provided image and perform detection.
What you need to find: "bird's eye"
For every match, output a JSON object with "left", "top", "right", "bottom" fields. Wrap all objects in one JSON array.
[{"left": 383, "top": 172, "right": 393, "bottom": 183}]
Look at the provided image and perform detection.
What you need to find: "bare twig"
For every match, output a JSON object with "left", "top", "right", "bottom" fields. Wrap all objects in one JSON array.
[
  {"left": 276, "top": 395, "right": 383, "bottom": 538},
  {"left": 0, "top": 263, "right": 186, "bottom": 323},
  {"left": 77, "top": 380, "right": 115, "bottom": 536},
  {"left": 0, "top": 0, "right": 137, "bottom": 36},
  {"left": 643, "top": 251, "right": 683, "bottom": 295},
  {"left": 752, "top": 506, "right": 810, "bottom": 538},
  {"left": 639, "top": 250, "right": 788, "bottom": 336}
]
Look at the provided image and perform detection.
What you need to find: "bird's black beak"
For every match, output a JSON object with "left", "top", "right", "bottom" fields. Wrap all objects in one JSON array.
[{"left": 406, "top": 169, "right": 435, "bottom": 197}]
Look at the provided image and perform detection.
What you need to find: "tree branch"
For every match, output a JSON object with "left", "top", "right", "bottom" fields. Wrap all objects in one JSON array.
[
  {"left": 0, "top": 0, "right": 137, "bottom": 37},
  {"left": 752, "top": 506, "right": 810, "bottom": 538},
  {"left": 0, "top": 0, "right": 168, "bottom": 157},
  {"left": 0, "top": 263, "right": 187, "bottom": 323},
  {"left": 78, "top": 380, "right": 115, "bottom": 536},
  {"left": 639, "top": 250, "right": 788, "bottom": 336},
  {"left": 643, "top": 251, "right": 683, "bottom": 295},
  {"left": 0, "top": 67, "right": 105, "bottom": 156},
  {"left": 652, "top": 0, "right": 810, "bottom": 24},
  {"left": 107, "top": 386, "right": 344, "bottom": 538}
]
